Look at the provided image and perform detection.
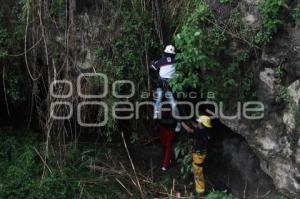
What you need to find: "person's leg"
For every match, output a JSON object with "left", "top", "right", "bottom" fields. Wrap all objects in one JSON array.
[
  {"left": 192, "top": 153, "right": 207, "bottom": 194},
  {"left": 154, "top": 88, "right": 163, "bottom": 119},
  {"left": 160, "top": 126, "right": 169, "bottom": 170},
  {"left": 165, "top": 91, "right": 180, "bottom": 118},
  {"left": 162, "top": 127, "right": 175, "bottom": 169},
  {"left": 159, "top": 125, "right": 166, "bottom": 146},
  {"left": 165, "top": 91, "right": 181, "bottom": 131}
]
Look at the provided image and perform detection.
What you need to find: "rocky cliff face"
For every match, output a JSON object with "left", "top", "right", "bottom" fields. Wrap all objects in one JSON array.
[
  {"left": 220, "top": 0, "right": 300, "bottom": 198},
  {"left": 224, "top": 71, "right": 300, "bottom": 198}
]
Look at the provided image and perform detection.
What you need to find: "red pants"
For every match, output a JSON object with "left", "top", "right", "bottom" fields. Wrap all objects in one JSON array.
[{"left": 160, "top": 125, "right": 175, "bottom": 168}]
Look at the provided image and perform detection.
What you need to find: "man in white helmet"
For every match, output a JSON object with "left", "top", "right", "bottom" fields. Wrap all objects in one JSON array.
[{"left": 151, "top": 45, "right": 181, "bottom": 132}]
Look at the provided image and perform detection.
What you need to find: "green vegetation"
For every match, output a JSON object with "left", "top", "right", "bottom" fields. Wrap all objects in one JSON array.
[
  {"left": 218, "top": 0, "right": 231, "bottom": 4},
  {"left": 255, "top": 0, "right": 288, "bottom": 45},
  {"left": 95, "top": 2, "right": 158, "bottom": 140},
  {"left": 0, "top": 8, "right": 11, "bottom": 60},
  {"left": 293, "top": 4, "right": 300, "bottom": 25},
  {"left": 170, "top": 0, "right": 261, "bottom": 104},
  {"left": 3, "top": 68, "right": 27, "bottom": 104},
  {"left": 171, "top": 0, "right": 289, "bottom": 104},
  {"left": 272, "top": 195, "right": 289, "bottom": 199},
  {"left": 174, "top": 133, "right": 193, "bottom": 179},
  {"left": 171, "top": 0, "right": 239, "bottom": 103},
  {"left": 240, "top": 72, "right": 256, "bottom": 102},
  {"left": 49, "top": 0, "right": 65, "bottom": 29},
  {"left": 0, "top": 128, "right": 127, "bottom": 198},
  {"left": 0, "top": 3, "right": 28, "bottom": 109},
  {"left": 274, "top": 66, "right": 290, "bottom": 103},
  {"left": 276, "top": 86, "right": 290, "bottom": 103},
  {"left": 0, "top": 17, "right": 8, "bottom": 59},
  {"left": 206, "top": 191, "right": 233, "bottom": 199}
]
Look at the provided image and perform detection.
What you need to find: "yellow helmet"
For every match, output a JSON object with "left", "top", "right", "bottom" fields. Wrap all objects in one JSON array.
[{"left": 197, "top": 115, "right": 212, "bottom": 128}]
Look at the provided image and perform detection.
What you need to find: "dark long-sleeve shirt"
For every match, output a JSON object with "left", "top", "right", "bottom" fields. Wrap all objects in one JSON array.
[{"left": 192, "top": 127, "right": 209, "bottom": 153}]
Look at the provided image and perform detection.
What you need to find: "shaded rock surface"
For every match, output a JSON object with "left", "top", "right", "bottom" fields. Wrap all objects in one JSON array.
[
  {"left": 212, "top": 0, "right": 300, "bottom": 198},
  {"left": 222, "top": 26, "right": 300, "bottom": 199}
]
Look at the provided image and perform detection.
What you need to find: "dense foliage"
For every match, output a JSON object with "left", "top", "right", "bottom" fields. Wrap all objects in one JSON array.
[
  {"left": 293, "top": 3, "right": 300, "bottom": 25},
  {"left": 95, "top": 2, "right": 159, "bottom": 139},
  {"left": 255, "top": 0, "right": 288, "bottom": 45},
  {"left": 0, "top": 1, "right": 27, "bottom": 110},
  {"left": 171, "top": 0, "right": 297, "bottom": 104},
  {"left": 0, "top": 128, "right": 127, "bottom": 198},
  {"left": 206, "top": 191, "right": 233, "bottom": 199}
]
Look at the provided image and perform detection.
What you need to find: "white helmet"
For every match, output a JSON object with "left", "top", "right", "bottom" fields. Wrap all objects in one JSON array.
[{"left": 164, "top": 45, "right": 176, "bottom": 54}]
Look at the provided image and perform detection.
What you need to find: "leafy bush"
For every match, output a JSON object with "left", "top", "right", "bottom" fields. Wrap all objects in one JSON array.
[
  {"left": 171, "top": 0, "right": 239, "bottom": 102},
  {"left": 275, "top": 86, "right": 290, "bottom": 103},
  {"left": 171, "top": 0, "right": 261, "bottom": 105},
  {"left": 0, "top": 11, "right": 8, "bottom": 59},
  {"left": 255, "top": 0, "right": 288, "bottom": 45},
  {"left": 274, "top": 66, "right": 290, "bottom": 103},
  {"left": 267, "top": 194, "right": 289, "bottom": 199},
  {"left": 0, "top": 129, "right": 77, "bottom": 199},
  {"left": 47, "top": 0, "right": 66, "bottom": 31},
  {"left": 174, "top": 134, "right": 193, "bottom": 179},
  {"left": 206, "top": 191, "right": 233, "bottom": 199},
  {"left": 240, "top": 72, "right": 256, "bottom": 101},
  {"left": 218, "top": 0, "right": 231, "bottom": 4},
  {"left": 293, "top": 4, "right": 300, "bottom": 25},
  {"left": 95, "top": 2, "right": 159, "bottom": 141},
  {"left": 0, "top": 128, "right": 124, "bottom": 199},
  {"left": 0, "top": 4, "right": 28, "bottom": 108},
  {"left": 3, "top": 68, "right": 27, "bottom": 105}
]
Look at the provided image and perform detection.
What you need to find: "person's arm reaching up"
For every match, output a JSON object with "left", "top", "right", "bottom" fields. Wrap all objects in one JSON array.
[{"left": 181, "top": 121, "right": 194, "bottom": 133}]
